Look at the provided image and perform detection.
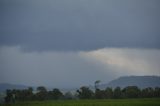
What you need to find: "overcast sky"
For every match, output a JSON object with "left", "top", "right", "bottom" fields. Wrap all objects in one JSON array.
[{"left": 0, "top": 0, "right": 160, "bottom": 88}]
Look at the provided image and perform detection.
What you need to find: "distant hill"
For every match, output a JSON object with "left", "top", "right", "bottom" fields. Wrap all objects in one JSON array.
[
  {"left": 0, "top": 83, "right": 28, "bottom": 92},
  {"left": 1, "top": 76, "right": 160, "bottom": 92},
  {"left": 99, "top": 76, "right": 160, "bottom": 89}
]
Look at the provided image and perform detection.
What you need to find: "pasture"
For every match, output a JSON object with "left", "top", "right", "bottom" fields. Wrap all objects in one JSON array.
[{"left": 2, "top": 98, "right": 160, "bottom": 106}]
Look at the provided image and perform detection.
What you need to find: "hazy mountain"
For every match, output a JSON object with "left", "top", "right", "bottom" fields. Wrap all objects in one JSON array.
[
  {"left": 0, "top": 83, "right": 28, "bottom": 92},
  {"left": 1, "top": 76, "right": 160, "bottom": 92},
  {"left": 99, "top": 76, "right": 160, "bottom": 89}
]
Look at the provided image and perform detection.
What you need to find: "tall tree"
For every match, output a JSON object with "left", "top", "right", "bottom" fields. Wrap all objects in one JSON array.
[
  {"left": 105, "top": 87, "right": 113, "bottom": 99},
  {"left": 95, "top": 89, "right": 106, "bottom": 99},
  {"left": 141, "top": 87, "right": 154, "bottom": 98},
  {"left": 94, "top": 80, "right": 101, "bottom": 90},
  {"left": 122, "top": 86, "right": 140, "bottom": 98},
  {"left": 113, "top": 87, "right": 121, "bottom": 99},
  {"left": 154, "top": 87, "right": 160, "bottom": 97},
  {"left": 52, "top": 88, "right": 63, "bottom": 100},
  {"left": 5, "top": 89, "right": 13, "bottom": 103},
  {"left": 77, "top": 86, "right": 94, "bottom": 99},
  {"left": 36, "top": 86, "right": 47, "bottom": 100}
]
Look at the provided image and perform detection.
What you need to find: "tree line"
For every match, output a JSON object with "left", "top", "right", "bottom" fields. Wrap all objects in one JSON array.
[
  {"left": 78, "top": 86, "right": 160, "bottom": 99},
  {"left": 4, "top": 86, "right": 160, "bottom": 103},
  {"left": 5, "top": 87, "right": 64, "bottom": 103}
]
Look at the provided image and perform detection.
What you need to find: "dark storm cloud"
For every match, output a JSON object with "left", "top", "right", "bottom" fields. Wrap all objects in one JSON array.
[{"left": 0, "top": 0, "right": 160, "bottom": 51}]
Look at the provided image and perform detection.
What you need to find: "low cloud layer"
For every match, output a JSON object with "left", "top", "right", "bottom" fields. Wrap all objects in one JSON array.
[
  {"left": 0, "top": 46, "right": 159, "bottom": 88},
  {"left": 0, "top": 46, "right": 112, "bottom": 88}
]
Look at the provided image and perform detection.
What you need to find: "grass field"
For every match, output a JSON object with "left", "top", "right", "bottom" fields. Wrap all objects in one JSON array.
[{"left": 2, "top": 98, "right": 160, "bottom": 106}]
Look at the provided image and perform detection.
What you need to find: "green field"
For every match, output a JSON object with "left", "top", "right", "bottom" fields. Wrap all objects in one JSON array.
[{"left": 1, "top": 98, "right": 160, "bottom": 106}]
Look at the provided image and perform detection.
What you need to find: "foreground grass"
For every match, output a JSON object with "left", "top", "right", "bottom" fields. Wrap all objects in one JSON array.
[{"left": 2, "top": 98, "right": 160, "bottom": 106}]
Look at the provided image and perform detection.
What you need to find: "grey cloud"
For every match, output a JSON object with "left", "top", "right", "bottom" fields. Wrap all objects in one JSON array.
[{"left": 0, "top": 0, "right": 160, "bottom": 51}]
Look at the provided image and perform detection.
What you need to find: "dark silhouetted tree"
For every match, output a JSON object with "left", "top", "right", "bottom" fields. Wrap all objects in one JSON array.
[
  {"left": 77, "top": 86, "right": 94, "bottom": 99},
  {"left": 95, "top": 89, "right": 106, "bottom": 99},
  {"left": 52, "top": 88, "right": 63, "bottom": 100},
  {"left": 36, "top": 86, "right": 47, "bottom": 100},
  {"left": 105, "top": 87, "right": 113, "bottom": 99},
  {"left": 154, "top": 87, "right": 160, "bottom": 97},
  {"left": 5, "top": 89, "right": 13, "bottom": 103},
  {"left": 122, "top": 86, "right": 140, "bottom": 98},
  {"left": 141, "top": 87, "right": 154, "bottom": 98},
  {"left": 113, "top": 87, "right": 121, "bottom": 99},
  {"left": 95, "top": 80, "right": 101, "bottom": 90}
]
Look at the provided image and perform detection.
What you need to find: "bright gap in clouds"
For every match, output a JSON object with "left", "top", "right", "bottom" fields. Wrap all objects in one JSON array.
[
  {"left": 80, "top": 48, "right": 160, "bottom": 76},
  {"left": 0, "top": 46, "right": 160, "bottom": 88}
]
